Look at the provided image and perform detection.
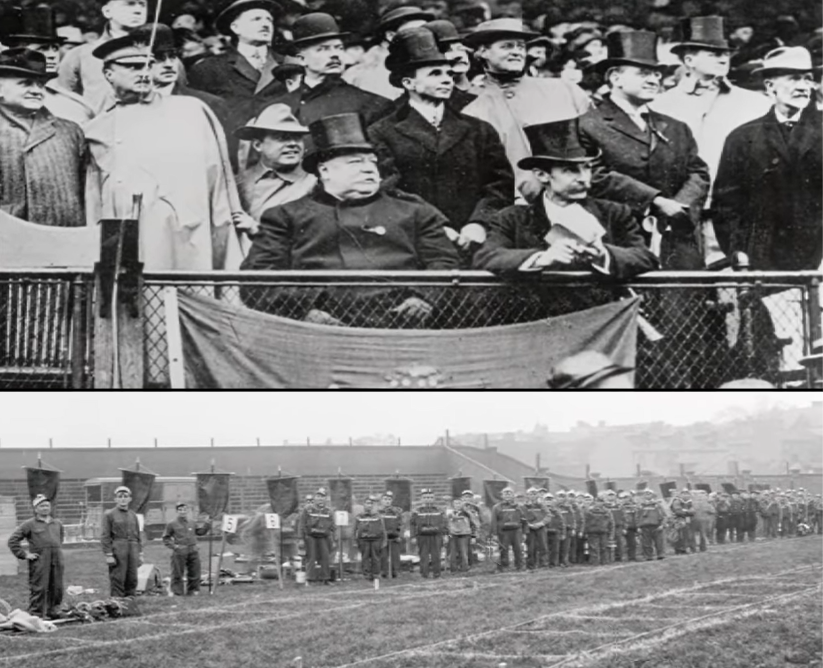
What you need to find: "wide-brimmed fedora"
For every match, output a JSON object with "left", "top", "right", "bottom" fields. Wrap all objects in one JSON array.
[
  {"left": 215, "top": 0, "right": 281, "bottom": 36},
  {"left": 752, "top": 46, "right": 814, "bottom": 75},
  {"left": 0, "top": 48, "right": 58, "bottom": 79},
  {"left": 517, "top": 118, "right": 600, "bottom": 170},
  {"left": 462, "top": 18, "right": 538, "bottom": 49},
  {"left": 593, "top": 30, "right": 664, "bottom": 74},
  {"left": 235, "top": 103, "right": 309, "bottom": 140},
  {"left": 386, "top": 27, "right": 451, "bottom": 86},
  {"left": 302, "top": 113, "right": 375, "bottom": 174},
  {"left": 288, "top": 12, "right": 349, "bottom": 51},
  {"left": 670, "top": 16, "right": 731, "bottom": 55}
]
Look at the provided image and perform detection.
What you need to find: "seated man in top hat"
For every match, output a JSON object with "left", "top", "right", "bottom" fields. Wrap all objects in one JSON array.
[
  {"left": 474, "top": 118, "right": 657, "bottom": 280},
  {"left": 368, "top": 27, "right": 513, "bottom": 264},
  {"left": 240, "top": 112, "right": 459, "bottom": 327}
]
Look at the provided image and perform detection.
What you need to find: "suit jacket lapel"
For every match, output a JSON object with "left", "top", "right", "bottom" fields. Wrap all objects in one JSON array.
[
  {"left": 25, "top": 111, "right": 56, "bottom": 152},
  {"left": 229, "top": 49, "right": 260, "bottom": 84},
  {"left": 437, "top": 108, "right": 471, "bottom": 155},
  {"left": 527, "top": 197, "right": 551, "bottom": 245},
  {"left": 600, "top": 96, "right": 651, "bottom": 147},
  {"left": 762, "top": 108, "right": 792, "bottom": 163},
  {"left": 647, "top": 112, "right": 668, "bottom": 154},
  {"left": 394, "top": 106, "right": 439, "bottom": 154},
  {"left": 789, "top": 109, "right": 820, "bottom": 160},
  {"left": 255, "top": 52, "right": 277, "bottom": 94}
]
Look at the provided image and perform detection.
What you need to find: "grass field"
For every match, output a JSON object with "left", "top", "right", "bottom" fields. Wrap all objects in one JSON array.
[{"left": 1, "top": 536, "right": 821, "bottom": 668}]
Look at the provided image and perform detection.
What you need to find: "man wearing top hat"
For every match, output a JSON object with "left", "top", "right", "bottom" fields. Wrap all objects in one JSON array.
[
  {"left": 474, "top": 118, "right": 657, "bottom": 281},
  {"left": 235, "top": 103, "right": 316, "bottom": 222},
  {"left": 460, "top": 18, "right": 591, "bottom": 204},
  {"left": 652, "top": 16, "right": 771, "bottom": 265},
  {"left": 58, "top": 0, "right": 148, "bottom": 113},
  {"left": 713, "top": 46, "right": 821, "bottom": 272},
  {"left": 268, "top": 13, "right": 392, "bottom": 129},
  {"left": 344, "top": 5, "right": 434, "bottom": 100},
  {"left": 100, "top": 486, "right": 143, "bottom": 598},
  {"left": 188, "top": 0, "right": 286, "bottom": 106},
  {"left": 368, "top": 27, "right": 513, "bottom": 262},
  {"left": 578, "top": 30, "right": 710, "bottom": 272},
  {"left": 0, "top": 49, "right": 86, "bottom": 228},
  {"left": 8, "top": 495, "right": 65, "bottom": 619},
  {"left": 241, "top": 112, "right": 458, "bottom": 327},
  {"left": 85, "top": 30, "right": 246, "bottom": 271},
  {"left": 1, "top": 4, "right": 96, "bottom": 126}
]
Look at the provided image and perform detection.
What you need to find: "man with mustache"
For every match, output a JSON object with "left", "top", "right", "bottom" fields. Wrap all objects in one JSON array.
[
  {"left": 0, "top": 48, "right": 86, "bottom": 227},
  {"left": 84, "top": 32, "right": 246, "bottom": 270},
  {"left": 713, "top": 47, "right": 822, "bottom": 272},
  {"left": 270, "top": 13, "right": 392, "bottom": 128},
  {"left": 460, "top": 19, "right": 591, "bottom": 204},
  {"left": 241, "top": 112, "right": 458, "bottom": 327}
]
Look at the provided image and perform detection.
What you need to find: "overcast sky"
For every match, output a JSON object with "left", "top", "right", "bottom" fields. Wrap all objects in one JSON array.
[{"left": 0, "top": 391, "right": 817, "bottom": 449}]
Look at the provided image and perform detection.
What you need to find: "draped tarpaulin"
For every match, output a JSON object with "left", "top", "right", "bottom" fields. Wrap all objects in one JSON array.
[
  {"left": 524, "top": 476, "right": 550, "bottom": 492},
  {"left": 328, "top": 478, "right": 353, "bottom": 513},
  {"left": 26, "top": 467, "right": 60, "bottom": 504},
  {"left": 384, "top": 478, "right": 412, "bottom": 512},
  {"left": 483, "top": 480, "right": 511, "bottom": 508},
  {"left": 660, "top": 482, "right": 678, "bottom": 499},
  {"left": 450, "top": 477, "right": 472, "bottom": 500},
  {"left": 121, "top": 469, "right": 155, "bottom": 515},
  {"left": 586, "top": 479, "right": 599, "bottom": 497},
  {"left": 175, "top": 291, "right": 639, "bottom": 389},
  {"left": 197, "top": 473, "right": 231, "bottom": 518},
  {"left": 266, "top": 476, "right": 300, "bottom": 517}
]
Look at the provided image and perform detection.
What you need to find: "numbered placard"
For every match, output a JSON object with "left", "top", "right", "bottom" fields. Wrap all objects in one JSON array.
[
  {"left": 221, "top": 514, "right": 238, "bottom": 533},
  {"left": 264, "top": 513, "right": 280, "bottom": 530},
  {"left": 334, "top": 511, "right": 349, "bottom": 526}
]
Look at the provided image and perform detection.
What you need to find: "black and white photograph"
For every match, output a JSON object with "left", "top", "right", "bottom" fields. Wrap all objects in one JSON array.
[
  {"left": 0, "top": 0, "right": 818, "bottom": 388},
  {"left": 0, "top": 391, "right": 820, "bottom": 666}
]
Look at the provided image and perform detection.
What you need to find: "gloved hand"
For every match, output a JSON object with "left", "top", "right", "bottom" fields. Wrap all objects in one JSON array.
[
  {"left": 105, "top": 556, "right": 116, "bottom": 566},
  {"left": 25, "top": 552, "right": 38, "bottom": 561}
]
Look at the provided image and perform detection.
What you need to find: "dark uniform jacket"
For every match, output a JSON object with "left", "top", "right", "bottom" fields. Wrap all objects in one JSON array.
[
  {"left": 578, "top": 95, "right": 710, "bottom": 270},
  {"left": 187, "top": 48, "right": 285, "bottom": 104},
  {"left": 8, "top": 516, "right": 63, "bottom": 558},
  {"left": 368, "top": 101, "right": 514, "bottom": 232},
  {"left": 100, "top": 507, "right": 141, "bottom": 557},
  {"left": 637, "top": 500, "right": 665, "bottom": 527},
  {"left": 474, "top": 196, "right": 658, "bottom": 280},
  {"left": 162, "top": 517, "right": 206, "bottom": 549},
  {"left": 544, "top": 506, "right": 566, "bottom": 533},
  {"left": 410, "top": 504, "right": 446, "bottom": 536},
  {"left": 712, "top": 107, "right": 822, "bottom": 271},
  {"left": 300, "top": 504, "right": 335, "bottom": 538},
  {"left": 490, "top": 501, "right": 526, "bottom": 534},
  {"left": 671, "top": 498, "right": 695, "bottom": 518},
  {"left": 355, "top": 511, "right": 385, "bottom": 540},
  {"left": 557, "top": 502, "right": 577, "bottom": 533},
  {"left": 380, "top": 505, "right": 404, "bottom": 538},
  {"left": 584, "top": 505, "right": 615, "bottom": 535},
  {"left": 622, "top": 502, "right": 639, "bottom": 529}
]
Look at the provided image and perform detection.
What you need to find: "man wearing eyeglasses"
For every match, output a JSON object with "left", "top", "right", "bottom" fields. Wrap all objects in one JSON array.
[{"left": 100, "top": 486, "right": 143, "bottom": 598}]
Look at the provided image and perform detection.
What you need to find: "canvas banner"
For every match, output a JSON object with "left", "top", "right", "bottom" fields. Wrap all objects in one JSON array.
[
  {"left": 450, "top": 477, "right": 472, "bottom": 500},
  {"left": 26, "top": 468, "right": 60, "bottom": 504},
  {"left": 483, "top": 480, "right": 511, "bottom": 508},
  {"left": 524, "top": 477, "right": 550, "bottom": 492},
  {"left": 384, "top": 478, "right": 413, "bottom": 512},
  {"left": 197, "top": 473, "right": 231, "bottom": 518},
  {"left": 266, "top": 476, "right": 300, "bottom": 518},
  {"left": 121, "top": 469, "right": 155, "bottom": 515},
  {"left": 328, "top": 478, "right": 353, "bottom": 513}
]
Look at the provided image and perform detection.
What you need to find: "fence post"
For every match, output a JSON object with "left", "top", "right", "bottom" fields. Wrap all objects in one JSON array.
[
  {"left": 805, "top": 277, "right": 821, "bottom": 388},
  {"left": 70, "top": 274, "right": 88, "bottom": 389}
]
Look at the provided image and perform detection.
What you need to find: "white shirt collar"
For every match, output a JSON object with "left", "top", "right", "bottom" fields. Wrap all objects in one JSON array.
[
  {"left": 408, "top": 98, "right": 445, "bottom": 128},
  {"left": 610, "top": 94, "right": 650, "bottom": 129},
  {"left": 236, "top": 42, "right": 268, "bottom": 63},
  {"left": 774, "top": 106, "right": 803, "bottom": 124}
]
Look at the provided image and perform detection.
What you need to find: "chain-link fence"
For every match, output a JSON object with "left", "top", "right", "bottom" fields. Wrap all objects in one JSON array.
[
  {"left": 141, "top": 270, "right": 821, "bottom": 389},
  {"left": 0, "top": 271, "right": 94, "bottom": 388}
]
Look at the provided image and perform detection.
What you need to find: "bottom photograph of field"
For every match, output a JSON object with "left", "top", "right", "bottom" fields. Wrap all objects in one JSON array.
[{"left": 1, "top": 535, "right": 820, "bottom": 668}]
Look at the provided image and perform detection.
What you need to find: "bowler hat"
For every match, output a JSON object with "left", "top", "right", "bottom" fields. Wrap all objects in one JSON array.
[
  {"left": 289, "top": 13, "right": 349, "bottom": 50},
  {"left": 752, "top": 46, "right": 814, "bottom": 75},
  {"left": 215, "top": 0, "right": 281, "bottom": 36},
  {"left": 386, "top": 27, "right": 451, "bottom": 83},
  {"left": 302, "top": 113, "right": 375, "bottom": 174},
  {"left": 425, "top": 20, "right": 463, "bottom": 46},
  {"left": 671, "top": 16, "right": 731, "bottom": 55},
  {"left": 462, "top": 18, "right": 537, "bottom": 48},
  {"left": 235, "top": 103, "right": 309, "bottom": 139},
  {"left": 518, "top": 118, "right": 600, "bottom": 170},
  {"left": 378, "top": 6, "right": 434, "bottom": 34},
  {"left": 2, "top": 5, "right": 66, "bottom": 45},
  {"left": 0, "top": 48, "right": 57, "bottom": 80},
  {"left": 594, "top": 30, "right": 663, "bottom": 74}
]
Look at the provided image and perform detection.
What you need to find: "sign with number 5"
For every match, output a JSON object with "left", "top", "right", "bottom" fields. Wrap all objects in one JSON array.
[{"left": 221, "top": 514, "right": 238, "bottom": 533}]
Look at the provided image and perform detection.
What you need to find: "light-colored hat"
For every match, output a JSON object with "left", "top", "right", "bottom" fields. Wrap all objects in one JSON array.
[
  {"left": 32, "top": 494, "right": 49, "bottom": 508},
  {"left": 57, "top": 26, "right": 85, "bottom": 45},
  {"left": 234, "top": 103, "right": 309, "bottom": 140},
  {"left": 526, "top": 487, "right": 539, "bottom": 494},
  {"left": 463, "top": 18, "right": 538, "bottom": 48},
  {"left": 114, "top": 485, "right": 131, "bottom": 496},
  {"left": 753, "top": 46, "right": 814, "bottom": 74},
  {"left": 501, "top": 487, "right": 514, "bottom": 494},
  {"left": 315, "top": 487, "right": 327, "bottom": 497}
]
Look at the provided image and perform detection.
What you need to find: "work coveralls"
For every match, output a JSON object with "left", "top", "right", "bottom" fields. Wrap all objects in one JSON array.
[
  {"left": 411, "top": 505, "right": 446, "bottom": 578},
  {"left": 100, "top": 507, "right": 142, "bottom": 597},
  {"left": 355, "top": 512, "right": 385, "bottom": 580},
  {"left": 380, "top": 505, "right": 404, "bottom": 578},
  {"left": 162, "top": 517, "right": 205, "bottom": 595},
  {"left": 8, "top": 516, "right": 64, "bottom": 617}
]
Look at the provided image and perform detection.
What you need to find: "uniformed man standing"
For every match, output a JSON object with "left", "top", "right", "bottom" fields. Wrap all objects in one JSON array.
[
  {"left": 556, "top": 491, "right": 577, "bottom": 567},
  {"left": 714, "top": 492, "right": 732, "bottom": 544},
  {"left": 100, "top": 486, "right": 143, "bottom": 598},
  {"left": 761, "top": 491, "right": 781, "bottom": 539},
  {"left": 621, "top": 492, "right": 640, "bottom": 562},
  {"left": 543, "top": 494, "right": 567, "bottom": 568},
  {"left": 584, "top": 495, "right": 615, "bottom": 566},
  {"left": 460, "top": 490, "right": 481, "bottom": 567},
  {"left": 355, "top": 496, "right": 386, "bottom": 581},
  {"left": 410, "top": 489, "right": 446, "bottom": 578},
  {"left": 299, "top": 488, "right": 335, "bottom": 584},
  {"left": 637, "top": 489, "right": 666, "bottom": 560},
  {"left": 161, "top": 502, "right": 210, "bottom": 596},
  {"left": 491, "top": 487, "right": 526, "bottom": 572},
  {"left": 670, "top": 489, "right": 697, "bottom": 554},
  {"left": 7, "top": 495, "right": 65, "bottom": 619},
  {"left": 523, "top": 487, "right": 548, "bottom": 570},
  {"left": 729, "top": 492, "right": 744, "bottom": 542},
  {"left": 379, "top": 491, "right": 404, "bottom": 579},
  {"left": 606, "top": 491, "right": 627, "bottom": 563}
]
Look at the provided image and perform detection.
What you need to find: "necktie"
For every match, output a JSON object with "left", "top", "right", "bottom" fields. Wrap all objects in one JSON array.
[{"left": 248, "top": 50, "right": 265, "bottom": 71}]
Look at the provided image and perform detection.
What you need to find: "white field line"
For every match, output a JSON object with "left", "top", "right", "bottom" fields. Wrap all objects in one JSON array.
[
  {"left": 331, "top": 563, "right": 817, "bottom": 668},
  {"left": 402, "top": 651, "right": 568, "bottom": 661},
  {"left": 555, "top": 615, "right": 665, "bottom": 622},
  {"left": 545, "top": 585, "right": 821, "bottom": 668},
  {"left": 508, "top": 630, "right": 631, "bottom": 637}
]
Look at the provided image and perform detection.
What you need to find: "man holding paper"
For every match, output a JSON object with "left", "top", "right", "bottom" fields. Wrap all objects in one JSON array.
[
  {"left": 474, "top": 117, "right": 657, "bottom": 280},
  {"left": 162, "top": 503, "right": 211, "bottom": 596}
]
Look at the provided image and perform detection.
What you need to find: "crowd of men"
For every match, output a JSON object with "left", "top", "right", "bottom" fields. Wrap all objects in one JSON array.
[{"left": 0, "top": 0, "right": 820, "bottom": 383}]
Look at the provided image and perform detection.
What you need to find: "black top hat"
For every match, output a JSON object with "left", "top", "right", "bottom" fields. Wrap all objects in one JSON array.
[
  {"left": 518, "top": 119, "right": 600, "bottom": 170},
  {"left": 0, "top": 48, "right": 57, "bottom": 80},
  {"left": 215, "top": 0, "right": 281, "bottom": 36},
  {"left": 386, "top": 27, "right": 450, "bottom": 80},
  {"left": 594, "top": 30, "right": 662, "bottom": 74},
  {"left": 2, "top": 5, "right": 66, "bottom": 45},
  {"left": 289, "top": 12, "right": 349, "bottom": 50},
  {"left": 378, "top": 6, "right": 435, "bottom": 34},
  {"left": 425, "top": 20, "right": 462, "bottom": 46},
  {"left": 671, "top": 16, "right": 731, "bottom": 55},
  {"left": 302, "top": 113, "right": 375, "bottom": 174}
]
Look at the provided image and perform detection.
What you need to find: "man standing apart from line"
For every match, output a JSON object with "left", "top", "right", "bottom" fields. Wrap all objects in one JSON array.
[
  {"left": 100, "top": 486, "right": 142, "bottom": 598},
  {"left": 7, "top": 495, "right": 65, "bottom": 619},
  {"left": 162, "top": 502, "right": 211, "bottom": 596}
]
